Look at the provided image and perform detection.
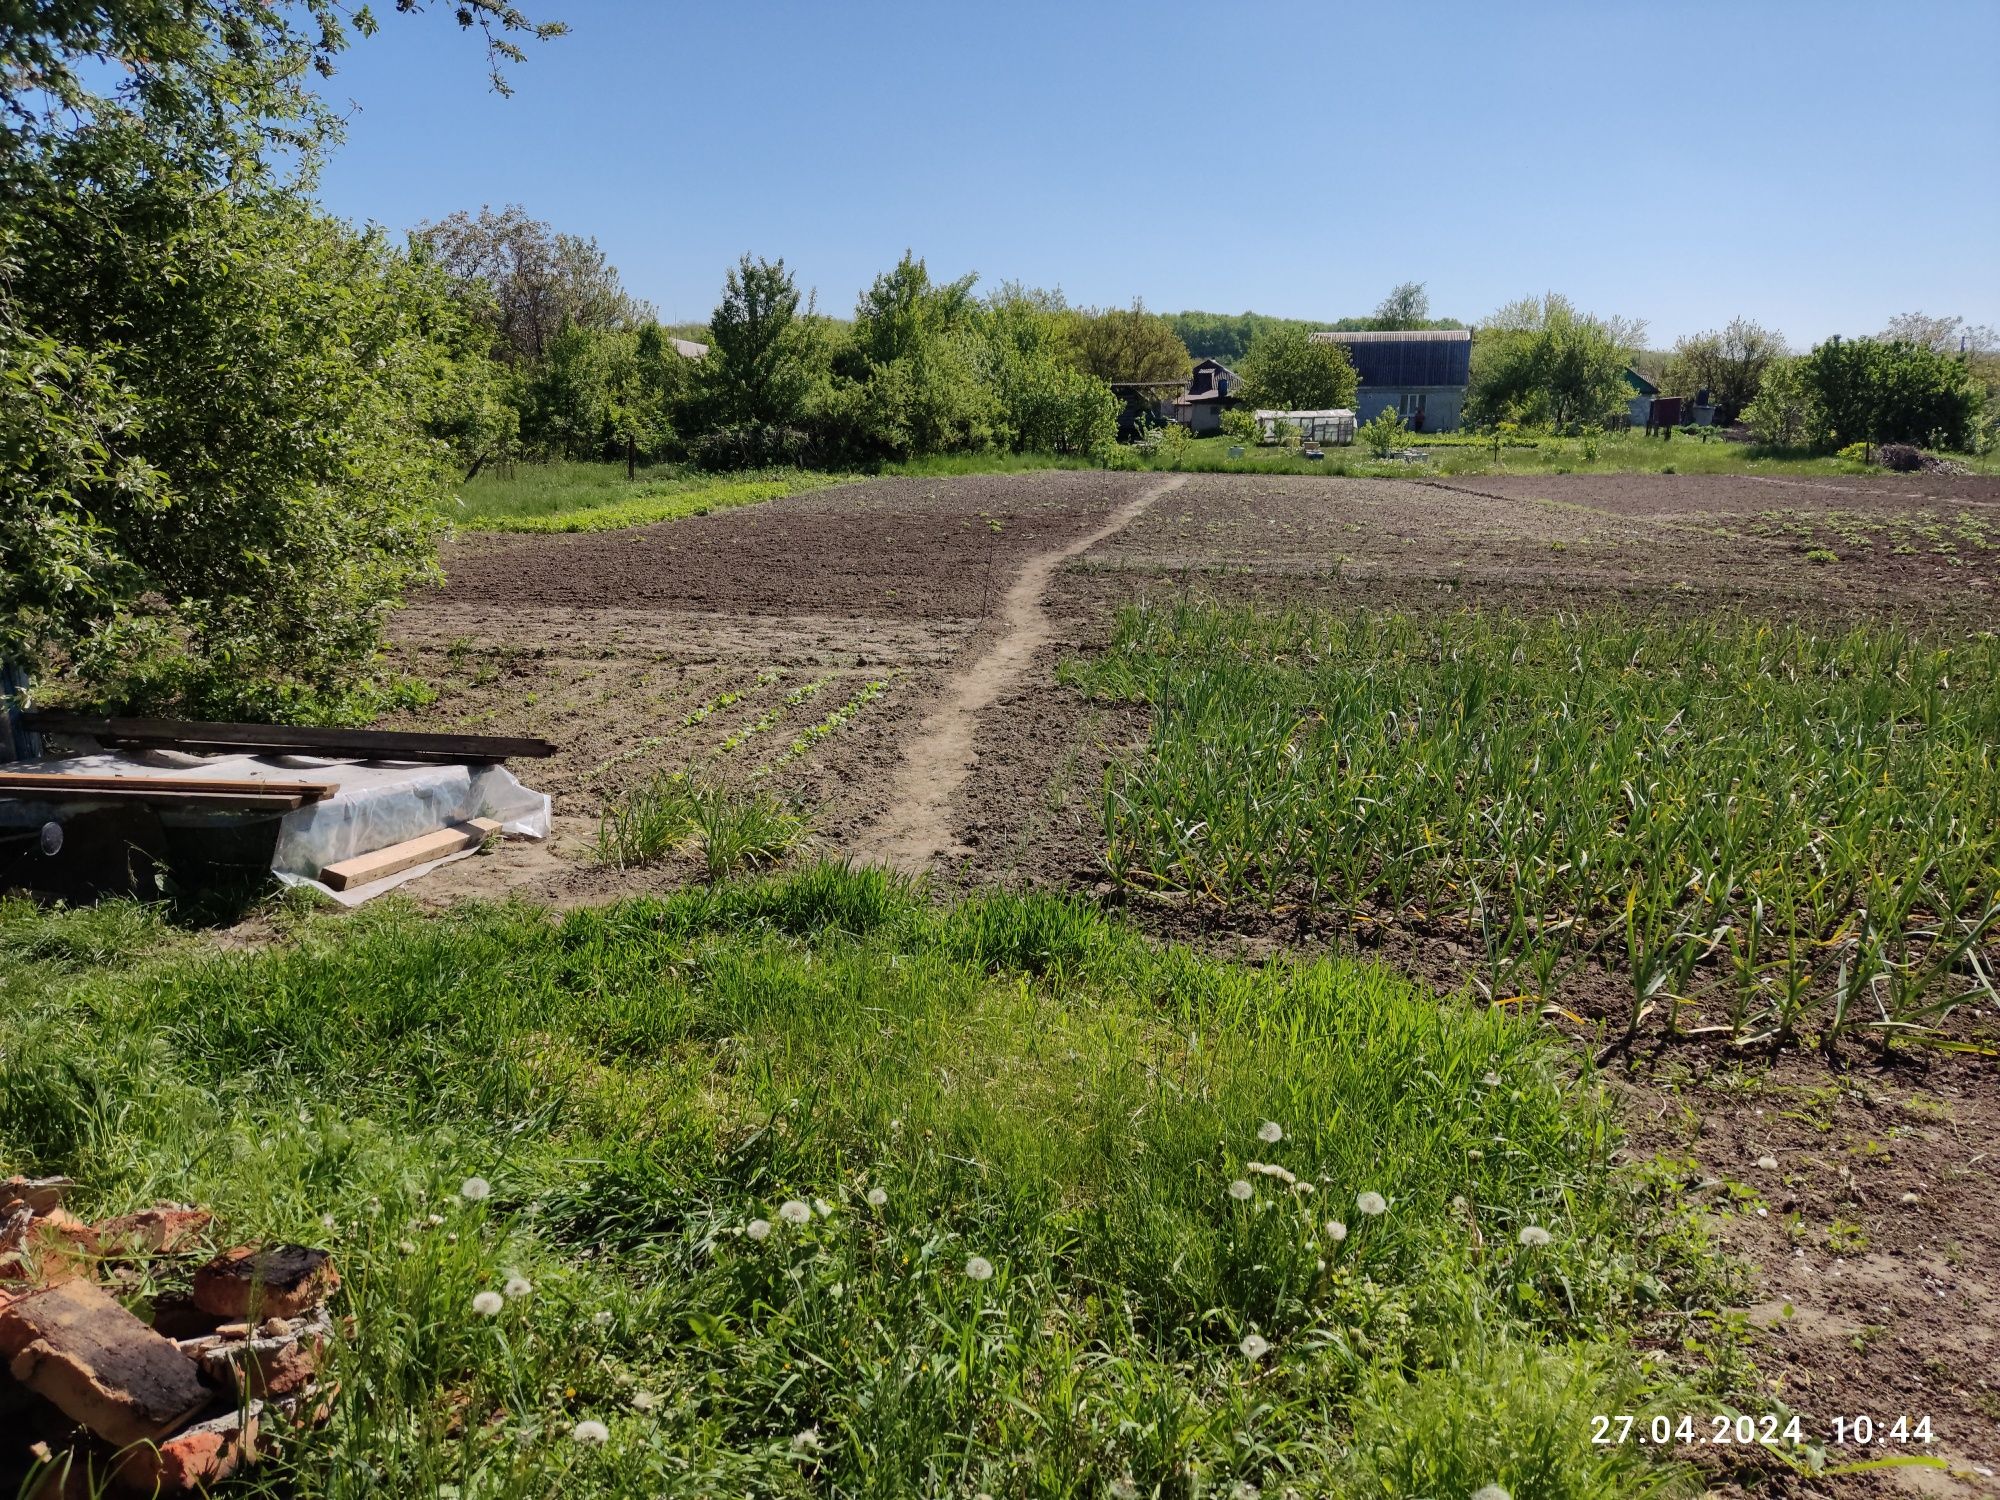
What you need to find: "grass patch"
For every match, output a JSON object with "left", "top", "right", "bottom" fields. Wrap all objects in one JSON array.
[
  {"left": 0, "top": 866, "right": 1737, "bottom": 1497},
  {"left": 448, "top": 464, "right": 847, "bottom": 532},
  {"left": 1065, "top": 602, "right": 2000, "bottom": 1054},
  {"left": 595, "top": 772, "right": 806, "bottom": 877}
]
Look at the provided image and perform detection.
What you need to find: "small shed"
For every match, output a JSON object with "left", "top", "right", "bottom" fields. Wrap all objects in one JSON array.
[{"left": 1254, "top": 409, "right": 1356, "bottom": 445}]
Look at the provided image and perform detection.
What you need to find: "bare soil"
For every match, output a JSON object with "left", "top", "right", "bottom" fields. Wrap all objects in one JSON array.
[{"left": 386, "top": 468, "right": 2000, "bottom": 1492}]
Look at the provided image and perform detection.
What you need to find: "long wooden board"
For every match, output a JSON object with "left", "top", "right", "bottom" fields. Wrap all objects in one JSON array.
[
  {"left": 21, "top": 714, "right": 555, "bottom": 765},
  {"left": 0, "top": 784, "right": 305, "bottom": 812},
  {"left": 0, "top": 772, "right": 338, "bottom": 801},
  {"left": 319, "top": 818, "right": 502, "bottom": 892}
]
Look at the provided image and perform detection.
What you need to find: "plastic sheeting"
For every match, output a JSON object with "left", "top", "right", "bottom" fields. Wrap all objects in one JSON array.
[{"left": 0, "top": 751, "right": 549, "bottom": 905}]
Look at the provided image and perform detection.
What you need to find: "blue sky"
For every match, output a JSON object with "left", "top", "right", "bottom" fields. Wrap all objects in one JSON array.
[{"left": 312, "top": 1, "right": 1999, "bottom": 347}]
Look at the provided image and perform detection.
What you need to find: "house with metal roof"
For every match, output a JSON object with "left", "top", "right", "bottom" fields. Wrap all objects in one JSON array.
[
  {"left": 1170, "top": 358, "right": 1243, "bottom": 434},
  {"left": 1308, "top": 329, "right": 1471, "bottom": 432}
]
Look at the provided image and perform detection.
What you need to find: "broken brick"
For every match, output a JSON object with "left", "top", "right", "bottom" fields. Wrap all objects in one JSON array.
[
  {"left": 191, "top": 1245, "right": 338, "bottom": 1321},
  {"left": 1, "top": 1179, "right": 74, "bottom": 1216},
  {"left": 0, "top": 1282, "right": 211, "bottom": 1447},
  {"left": 108, "top": 1403, "right": 260, "bottom": 1495},
  {"left": 183, "top": 1311, "right": 329, "bottom": 1401},
  {"left": 90, "top": 1207, "right": 211, "bottom": 1258}
]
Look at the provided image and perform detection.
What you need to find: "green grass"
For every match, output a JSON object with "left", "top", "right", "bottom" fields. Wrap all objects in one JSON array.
[
  {"left": 0, "top": 869, "right": 1740, "bottom": 1497},
  {"left": 594, "top": 772, "right": 807, "bottom": 877},
  {"left": 447, "top": 464, "right": 848, "bottom": 532},
  {"left": 1065, "top": 603, "right": 2000, "bottom": 1054}
]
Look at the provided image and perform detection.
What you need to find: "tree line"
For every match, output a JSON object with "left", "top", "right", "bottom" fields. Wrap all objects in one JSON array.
[{"left": 1, "top": 2, "right": 1992, "bottom": 720}]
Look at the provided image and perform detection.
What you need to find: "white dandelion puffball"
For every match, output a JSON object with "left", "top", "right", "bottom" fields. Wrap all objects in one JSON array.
[
  {"left": 1472, "top": 1487, "right": 1511, "bottom": 1500},
  {"left": 591, "top": 1309, "right": 614, "bottom": 1327},
  {"left": 503, "top": 1274, "right": 532, "bottom": 1300},
  {"left": 1324, "top": 1219, "right": 1348, "bottom": 1242},
  {"left": 1240, "top": 1332, "right": 1270, "bottom": 1360},
  {"left": 1356, "top": 1191, "right": 1388, "bottom": 1216},
  {"left": 778, "top": 1199, "right": 812, "bottom": 1225},
  {"left": 866, "top": 1187, "right": 888, "bottom": 1208},
  {"left": 571, "top": 1419, "right": 610, "bottom": 1445},
  {"left": 1756, "top": 1154, "right": 1779, "bottom": 1170},
  {"left": 1228, "top": 1179, "right": 1254, "bottom": 1201},
  {"left": 746, "top": 1218, "right": 772, "bottom": 1241},
  {"left": 1482, "top": 1070, "right": 1502, "bottom": 1088},
  {"left": 965, "top": 1254, "right": 995, "bottom": 1282},
  {"left": 1230, "top": 1483, "right": 1261, "bottom": 1500},
  {"left": 1110, "top": 1480, "right": 1140, "bottom": 1500},
  {"left": 471, "top": 1290, "right": 504, "bottom": 1317},
  {"left": 1518, "top": 1225, "right": 1553, "bottom": 1248},
  {"left": 631, "top": 1390, "right": 657, "bottom": 1412},
  {"left": 1257, "top": 1120, "right": 1283, "bottom": 1143},
  {"left": 459, "top": 1176, "right": 491, "bottom": 1202},
  {"left": 791, "top": 1425, "right": 822, "bottom": 1451}
]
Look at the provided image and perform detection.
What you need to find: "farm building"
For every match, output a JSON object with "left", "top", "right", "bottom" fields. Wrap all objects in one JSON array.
[
  {"left": 1309, "top": 328, "right": 1471, "bottom": 432},
  {"left": 1254, "top": 409, "right": 1355, "bottom": 445},
  {"left": 1624, "top": 367, "right": 1659, "bottom": 427},
  {"left": 1170, "top": 358, "right": 1243, "bottom": 434}
]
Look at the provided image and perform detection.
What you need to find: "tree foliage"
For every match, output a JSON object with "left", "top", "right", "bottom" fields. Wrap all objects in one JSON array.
[
  {"left": 1074, "top": 301, "right": 1191, "bottom": 384},
  {"left": 1239, "top": 327, "right": 1359, "bottom": 411},
  {"left": 1467, "top": 294, "right": 1643, "bottom": 430},
  {"left": 1370, "top": 281, "right": 1431, "bottom": 331},
  {"left": 414, "top": 205, "right": 651, "bottom": 364},
  {"left": 0, "top": 0, "right": 550, "bottom": 713},
  {"left": 1797, "top": 337, "right": 1981, "bottom": 451},
  {"left": 1663, "top": 317, "right": 1787, "bottom": 413}
]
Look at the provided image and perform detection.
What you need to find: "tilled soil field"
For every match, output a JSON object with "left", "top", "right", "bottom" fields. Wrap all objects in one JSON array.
[{"left": 388, "top": 468, "right": 2000, "bottom": 1494}]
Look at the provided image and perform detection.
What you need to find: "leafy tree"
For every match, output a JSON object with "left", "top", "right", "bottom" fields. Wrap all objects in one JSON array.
[
  {"left": 1876, "top": 312, "right": 1997, "bottom": 356},
  {"left": 1467, "top": 294, "right": 1643, "bottom": 429},
  {"left": 696, "top": 255, "right": 822, "bottom": 431},
  {"left": 0, "top": 0, "right": 557, "bottom": 713},
  {"left": 1798, "top": 337, "right": 1981, "bottom": 450},
  {"left": 1240, "top": 327, "right": 1359, "bottom": 410},
  {"left": 1075, "top": 301, "right": 1192, "bottom": 383},
  {"left": 414, "top": 206, "right": 652, "bottom": 363},
  {"left": 1739, "top": 356, "right": 1817, "bottom": 448},
  {"left": 1171, "top": 310, "right": 1335, "bottom": 364},
  {"left": 1663, "top": 318, "right": 1787, "bottom": 413},
  {"left": 831, "top": 252, "right": 994, "bottom": 461},
  {"left": 1371, "top": 281, "right": 1431, "bottom": 330}
]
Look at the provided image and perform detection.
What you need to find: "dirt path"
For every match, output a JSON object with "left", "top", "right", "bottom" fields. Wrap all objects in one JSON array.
[{"left": 850, "top": 474, "right": 1186, "bottom": 872}]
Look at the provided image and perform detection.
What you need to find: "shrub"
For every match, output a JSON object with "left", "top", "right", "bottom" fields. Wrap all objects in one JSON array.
[
  {"left": 1836, "top": 441, "right": 1871, "bottom": 463},
  {"left": 1740, "top": 356, "right": 1819, "bottom": 448},
  {"left": 1800, "top": 336, "right": 1981, "bottom": 450},
  {"left": 1360, "top": 406, "right": 1407, "bottom": 458}
]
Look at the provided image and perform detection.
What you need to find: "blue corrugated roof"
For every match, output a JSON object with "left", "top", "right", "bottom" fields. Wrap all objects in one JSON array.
[{"left": 1311, "top": 330, "right": 1471, "bottom": 388}]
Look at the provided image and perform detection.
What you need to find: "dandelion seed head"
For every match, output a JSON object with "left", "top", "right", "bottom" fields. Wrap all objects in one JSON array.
[
  {"left": 778, "top": 1199, "right": 812, "bottom": 1225},
  {"left": 459, "top": 1176, "right": 491, "bottom": 1202},
  {"left": 791, "top": 1425, "right": 821, "bottom": 1451},
  {"left": 1482, "top": 1071, "right": 1502, "bottom": 1088},
  {"left": 1110, "top": 1480, "right": 1140, "bottom": 1500},
  {"left": 1472, "top": 1487, "right": 1512, "bottom": 1500},
  {"left": 1324, "top": 1219, "right": 1348, "bottom": 1242},
  {"left": 1257, "top": 1120, "right": 1283, "bottom": 1143},
  {"left": 1239, "top": 1332, "right": 1270, "bottom": 1360},
  {"left": 424, "top": 1213, "right": 444, "bottom": 1227},
  {"left": 571, "top": 1419, "right": 609, "bottom": 1446},
  {"left": 471, "top": 1291, "right": 504, "bottom": 1317},
  {"left": 1518, "top": 1225, "right": 1553, "bottom": 1248},
  {"left": 866, "top": 1187, "right": 888, "bottom": 1208},
  {"left": 631, "top": 1391, "right": 656, "bottom": 1412},
  {"left": 1756, "top": 1155, "right": 1779, "bottom": 1171},
  {"left": 397, "top": 1240, "right": 418, "bottom": 1255},
  {"left": 503, "top": 1274, "right": 532, "bottom": 1300},
  {"left": 591, "top": 1309, "right": 614, "bottom": 1327},
  {"left": 964, "top": 1254, "right": 994, "bottom": 1282},
  {"left": 746, "top": 1218, "right": 772, "bottom": 1241},
  {"left": 1228, "top": 1179, "right": 1254, "bottom": 1201},
  {"left": 1356, "top": 1191, "right": 1387, "bottom": 1216}
]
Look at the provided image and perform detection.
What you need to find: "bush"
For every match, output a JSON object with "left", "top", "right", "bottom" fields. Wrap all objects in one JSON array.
[
  {"left": 1836, "top": 441, "right": 1871, "bottom": 463},
  {"left": 1360, "top": 406, "right": 1407, "bottom": 458},
  {"left": 1219, "top": 408, "right": 1261, "bottom": 445},
  {"left": 1741, "top": 357, "right": 1819, "bottom": 448},
  {"left": 1800, "top": 337, "right": 1981, "bottom": 450},
  {"left": 689, "top": 423, "right": 821, "bottom": 471}
]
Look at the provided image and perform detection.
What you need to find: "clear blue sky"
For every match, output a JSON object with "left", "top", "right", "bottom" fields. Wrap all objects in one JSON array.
[{"left": 312, "top": 0, "right": 1999, "bottom": 347}]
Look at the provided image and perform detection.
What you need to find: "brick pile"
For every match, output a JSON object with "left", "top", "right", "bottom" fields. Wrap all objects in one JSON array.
[{"left": 0, "top": 1175, "right": 339, "bottom": 1496}]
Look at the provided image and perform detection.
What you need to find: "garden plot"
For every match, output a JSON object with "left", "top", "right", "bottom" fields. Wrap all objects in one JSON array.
[{"left": 346, "top": 468, "right": 2000, "bottom": 1488}]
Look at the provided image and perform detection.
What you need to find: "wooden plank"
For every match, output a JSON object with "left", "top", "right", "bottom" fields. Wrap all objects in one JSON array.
[
  {"left": 21, "top": 713, "right": 555, "bottom": 764},
  {"left": 0, "top": 784, "right": 306, "bottom": 812},
  {"left": 319, "top": 818, "right": 502, "bottom": 892},
  {"left": 0, "top": 772, "right": 338, "bottom": 801}
]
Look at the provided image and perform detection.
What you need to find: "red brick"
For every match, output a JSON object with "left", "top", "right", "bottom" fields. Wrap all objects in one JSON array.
[
  {"left": 90, "top": 1207, "right": 211, "bottom": 1258},
  {"left": 108, "top": 1403, "right": 260, "bottom": 1494},
  {"left": 1, "top": 1178, "right": 74, "bottom": 1216},
  {"left": 0, "top": 1282, "right": 212, "bottom": 1446},
  {"left": 191, "top": 1245, "right": 338, "bottom": 1321}
]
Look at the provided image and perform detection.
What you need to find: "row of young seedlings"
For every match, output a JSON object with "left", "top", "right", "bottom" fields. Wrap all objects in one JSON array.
[{"left": 1082, "top": 604, "right": 2000, "bottom": 1053}]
